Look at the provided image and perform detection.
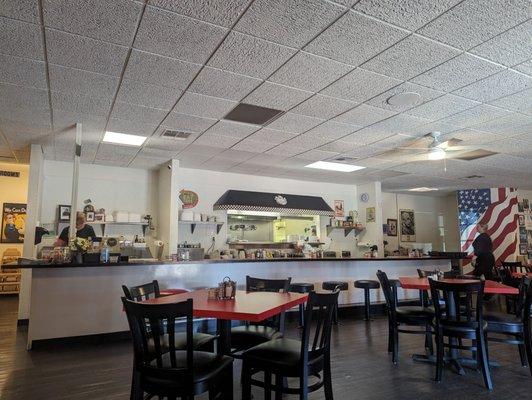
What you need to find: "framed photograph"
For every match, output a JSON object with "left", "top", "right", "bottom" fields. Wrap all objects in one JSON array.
[
  {"left": 519, "top": 226, "right": 527, "bottom": 242},
  {"left": 366, "top": 207, "right": 375, "bottom": 223},
  {"left": 1, "top": 203, "right": 26, "bottom": 243},
  {"left": 519, "top": 243, "right": 527, "bottom": 255},
  {"left": 94, "top": 212, "right": 105, "bottom": 222},
  {"left": 85, "top": 211, "right": 95, "bottom": 222},
  {"left": 519, "top": 214, "right": 525, "bottom": 226},
  {"left": 523, "top": 198, "right": 529, "bottom": 210},
  {"left": 518, "top": 201, "right": 524, "bottom": 212},
  {"left": 400, "top": 209, "right": 416, "bottom": 242},
  {"left": 58, "top": 205, "right": 71, "bottom": 222},
  {"left": 334, "top": 200, "right": 344, "bottom": 218},
  {"left": 387, "top": 218, "right": 398, "bottom": 236}
]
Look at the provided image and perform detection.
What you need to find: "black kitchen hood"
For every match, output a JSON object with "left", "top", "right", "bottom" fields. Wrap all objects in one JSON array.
[{"left": 213, "top": 190, "right": 335, "bottom": 216}]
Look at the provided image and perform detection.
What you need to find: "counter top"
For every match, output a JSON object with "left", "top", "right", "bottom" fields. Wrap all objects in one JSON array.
[{"left": 6, "top": 256, "right": 463, "bottom": 269}]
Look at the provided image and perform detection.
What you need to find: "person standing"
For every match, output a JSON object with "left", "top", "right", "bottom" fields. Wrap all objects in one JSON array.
[
  {"left": 472, "top": 223, "right": 495, "bottom": 280},
  {"left": 54, "top": 212, "right": 96, "bottom": 247}
]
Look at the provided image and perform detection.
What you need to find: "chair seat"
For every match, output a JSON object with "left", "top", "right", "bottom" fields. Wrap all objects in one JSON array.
[
  {"left": 436, "top": 320, "right": 488, "bottom": 339},
  {"left": 289, "top": 283, "right": 315, "bottom": 293},
  {"left": 485, "top": 312, "right": 523, "bottom": 334},
  {"left": 354, "top": 280, "right": 380, "bottom": 289},
  {"left": 231, "top": 325, "right": 282, "bottom": 350},
  {"left": 143, "top": 351, "right": 232, "bottom": 390},
  {"left": 148, "top": 332, "right": 216, "bottom": 354},
  {"left": 396, "top": 306, "right": 434, "bottom": 324},
  {"left": 322, "top": 281, "right": 348, "bottom": 291}
]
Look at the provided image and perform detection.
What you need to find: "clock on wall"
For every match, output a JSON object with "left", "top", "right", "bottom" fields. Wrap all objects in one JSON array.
[{"left": 360, "top": 192, "right": 369, "bottom": 203}]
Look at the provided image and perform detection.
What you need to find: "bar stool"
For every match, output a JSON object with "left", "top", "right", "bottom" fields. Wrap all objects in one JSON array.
[
  {"left": 322, "top": 281, "right": 349, "bottom": 324},
  {"left": 289, "top": 283, "right": 315, "bottom": 327},
  {"left": 354, "top": 280, "right": 380, "bottom": 321}
]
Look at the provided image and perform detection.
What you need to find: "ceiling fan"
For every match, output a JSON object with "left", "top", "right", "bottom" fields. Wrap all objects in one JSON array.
[{"left": 377, "top": 132, "right": 496, "bottom": 163}]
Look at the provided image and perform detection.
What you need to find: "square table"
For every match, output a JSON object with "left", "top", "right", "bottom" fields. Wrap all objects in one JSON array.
[{"left": 143, "top": 289, "right": 308, "bottom": 354}]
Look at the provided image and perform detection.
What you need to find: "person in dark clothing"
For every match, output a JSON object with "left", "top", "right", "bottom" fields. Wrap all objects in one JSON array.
[
  {"left": 55, "top": 212, "right": 96, "bottom": 246},
  {"left": 472, "top": 223, "right": 495, "bottom": 280}
]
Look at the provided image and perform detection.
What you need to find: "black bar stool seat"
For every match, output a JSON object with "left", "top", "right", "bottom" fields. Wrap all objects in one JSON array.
[
  {"left": 354, "top": 280, "right": 380, "bottom": 321},
  {"left": 290, "top": 283, "right": 315, "bottom": 327},
  {"left": 322, "top": 281, "right": 348, "bottom": 324}
]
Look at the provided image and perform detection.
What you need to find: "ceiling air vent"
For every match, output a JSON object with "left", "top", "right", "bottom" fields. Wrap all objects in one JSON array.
[
  {"left": 162, "top": 130, "right": 193, "bottom": 140},
  {"left": 465, "top": 175, "right": 484, "bottom": 179},
  {"left": 334, "top": 156, "right": 358, "bottom": 163},
  {"left": 454, "top": 149, "right": 497, "bottom": 161},
  {"left": 223, "top": 103, "right": 285, "bottom": 125}
]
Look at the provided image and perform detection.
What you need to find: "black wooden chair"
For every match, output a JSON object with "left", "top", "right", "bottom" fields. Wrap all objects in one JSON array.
[
  {"left": 122, "top": 297, "right": 233, "bottom": 400},
  {"left": 501, "top": 261, "right": 527, "bottom": 274},
  {"left": 122, "top": 281, "right": 217, "bottom": 352},
  {"left": 241, "top": 289, "right": 339, "bottom": 400},
  {"left": 485, "top": 276, "right": 532, "bottom": 375},
  {"left": 498, "top": 268, "right": 522, "bottom": 314},
  {"left": 377, "top": 270, "right": 434, "bottom": 364},
  {"left": 230, "top": 276, "right": 291, "bottom": 355},
  {"left": 429, "top": 278, "right": 492, "bottom": 390}
]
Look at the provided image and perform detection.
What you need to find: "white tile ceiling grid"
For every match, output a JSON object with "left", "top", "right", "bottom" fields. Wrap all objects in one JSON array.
[{"left": 0, "top": 0, "right": 530, "bottom": 191}]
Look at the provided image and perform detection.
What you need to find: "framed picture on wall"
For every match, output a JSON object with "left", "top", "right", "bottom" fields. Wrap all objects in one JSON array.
[
  {"left": 519, "top": 243, "right": 527, "bottom": 255},
  {"left": 58, "top": 205, "right": 71, "bottom": 222},
  {"left": 400, "top": 209, "right": 416, "bottom": 242},
  {"left": 519, "top": 214, "right": 525, "bottom": 226},
  {"left": 366, "top": 207, "right": 375, "bottom": 223},
  {"left": 387, "top": 218, "right": 397, "bottom": 236},
  {"left": 85, "top": 211, "right": 95, "bottom": 222},
  {"left": 334, "top": 200, "right": 344, "bottom": 218},
  {"left": 1, "top": 203, "right": 26, "bottom": 243}
]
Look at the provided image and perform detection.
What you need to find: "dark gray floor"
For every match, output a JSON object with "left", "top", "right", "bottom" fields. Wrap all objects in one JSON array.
[{"left": 0, "top": 296, "right": 530, "bottom": 399}]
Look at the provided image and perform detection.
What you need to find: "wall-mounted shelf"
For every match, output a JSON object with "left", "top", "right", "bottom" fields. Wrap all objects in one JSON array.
[
  {"left": 54, "top": 221, "right": 149, "bottom": 236},
  {"left": 179, "top": 221, "right": 224, "bottom": 234},
  {"left": 326, "top": 225, "right": 365, "bottom": 237}
]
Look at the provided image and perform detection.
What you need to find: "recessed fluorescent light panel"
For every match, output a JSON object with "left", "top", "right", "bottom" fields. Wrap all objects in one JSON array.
[
  {"left": 103, "top": 131, "right": 147, "bottom": 146},
  {"left": 305, "top": 161, "right": 366, "bottom": 172},
  {"left": 408, "top": 187, "right": 439, "bottom": 192}
]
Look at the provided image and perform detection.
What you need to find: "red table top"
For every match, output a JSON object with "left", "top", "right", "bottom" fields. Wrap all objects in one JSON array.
[
  {"left": 399, "top": 277, "right": 518, "bottom": 295},
  {"left": 511, "top": 272, "right": 532, "bottom": 278},
  {"left": 143, "top": 289, "right": 308, "bottom": 322}
]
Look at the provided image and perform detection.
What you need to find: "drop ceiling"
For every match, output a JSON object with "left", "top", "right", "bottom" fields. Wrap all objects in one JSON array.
[{"left": 0, "top": 0, "right": 530, "bottom": 191}]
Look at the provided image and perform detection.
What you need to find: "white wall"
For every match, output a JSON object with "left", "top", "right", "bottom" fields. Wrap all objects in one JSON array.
[
  {"left": 356, "top": 182, "right": 384, "bottom": 256},
  {"left": 177, "top": 168, "right": 359, "bottom": 255}
]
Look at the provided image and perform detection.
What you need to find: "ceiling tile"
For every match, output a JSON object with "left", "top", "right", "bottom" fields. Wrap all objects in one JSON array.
[
  {"left": 333, "top": 104, "right": 397, "bottom": 126},
  {"left": 43, "top": 0, "right": 143, "bottom": 45},
  {"left": 514, "top": 59, "right": 532, "bottom": 75},
  {"left": 471, "top": 113, "right": 532, "bottom": 135},
  {"left": 321, "top": 68, "right": 401, "bottom": 103},
  {"left": 0, "top": 16, "right": 43, "bottom": 59},
  {"left": 201, "top": 156, "right": 241, "bottom": 170},
  {"left": 353, "top": 0, "right": 462, "bottom": 30},
  {"left": 124, "top": 49, "right": 201, "bottom": 90},
  {"left": 51, "top": 91, "right": 111, "bottom": 117},
  {"left": 234, "top": 0, "right": 344, "bottom": 48},
  {"left": 366, "top": 82, "right": 445, "bottom": 112},
  {"left": 129, "top": 155, "right": 170, "bottom": 169},
  {"left": 145, "top": 136, "right": 188, "bottom": 152},
  {"left": 470, "top": 20, "right": 532, "bottom": 67},
  {"left": 203, "top": 120, "right": 259, "bottom": 139},
  {"left": 269, "top": 52, "right": 353, "bottom": 92},
  {"left": 116, "top": 79, "right": 182, "bottom": 110},
  {"left": 207, "top": 31, "right": 296, "bottom": 79},
  {"left": 304, "top": 10, "right": 409, "bottom": 66},
  {"left": 411, "top": 53, "right": 505, "bottom": 92},
  {"left": 194, "top": 133, "right": 241, "bottom": 148},
  {"left": 453, "top": 69, "right": 532, "bottom": 102},
  {"left": 418, "top": 0, "right": 530, "bottom": 50},
  {"left": 173, "top": 92, "right": 237, "bottom": 119},
  {"left": 303, "top": 120, "right": 358, "bottom": 141},
  {"left": 110, "top": 102, "right": 168, "bottom": 125},
  {"left": 437, "top": 104, "right": 512, "bottom": 127},
  {"left": 232, "top": 138, "right": 277, "bottom": 153},
  {"left": 96, "top": 142, "right": 140, "bottom": 158},
  {"left": 0, "top": 0, "right": 40, "bottom": 23},
  {"left": 489, "top": 89, "right": 532, "bottom": 115},
  {"left": 246, "top": 128, "right": 296, "bottom": 144},
  {"left": 405, "top": 94, "right": 480, "bottom": 121},
  {"left": 244, "top": 82, "right": 313, "bottom": 111},
  {"left": 46, "top": 28, "right": 129, "bottom": 76},
  {"left": 188, "top": 67, "right": 261, "bottom": 100},
  {"left": 0, "top": 53, "right": 46, "bottom": 89},
  {"left": 160, "top": 112, "right": 216, "bottom": 133},
  {"left": 106, "top": 118, "right": 158, "bottom": 137},
  {"left": 0, "top": 83, "right": 49, "bottom": 111},
  {"left": 295, "top": 149, "right": 340, "bottom": 161},
  {"left": 362, "top": 34, "right": 460, "bottom": 80},
  {"left": 265, "top": 141, "right": 307, "bottom": 157},
  {"left": 343, "top": 127, "right": 398, "bottom": 146},
  {"left": 217, "top": 148, "right": 256, "bottom": 162},
  {"left": 49, "top": 64, "right": 119, "bottom": 99},
  {"left": 408, "top": 120, "right": 461, "bottom": 137},
  {"left": 180, "top": 144, "right": 222, "bottom": 157},
  {"left": 367, "top": 113, "right": 430, "bottom": 135},
  {"left": 149, "top": 0, "right": 250, "bottom": 27},
  {"left": 318, "top": 140, "right": 361, "bottom": 153},
  {"left": 291, "top": 95, "right": 356, "bottom": 119},
  {"left": 134, "top": 5, "right": 227, "bottom": 64},
  {"left": 137, "top": 146, "right": 176, "bottom": 159},
  {"left": 441, "top": 128, "right": 503, "bottom": 145},
  {"left": 266, "top": 112, "right": 324, "bottom": 134}
]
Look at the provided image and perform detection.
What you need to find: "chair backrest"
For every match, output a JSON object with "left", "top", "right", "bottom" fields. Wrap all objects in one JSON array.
[
  {"left": 429, "top": 278, "right": 485, "bottom": 329},
  {"left": 246, "top": 276, "right": 291, "bottom": 330},
  {"left": 417, "top": 269, "right": 438, "bottom": 278},
  {"left": 122, "top": 280, "right": 161, "bottom": 301},
  {"left": 121, "top": 297, "right": 194, "bottom": 388},
  {"left": 515, "top": 276, "right": 532, "bottom": 318},
  {"left": 501, "top": 261, "right": 524, "bottom": 273},
  {"left": 301, "top": 290, "right": 339, "bottom": 365},
  {"left": 376, "top": 270, "right": 397, "bottom": 320},
  {"left": 522, "top": 278, "right": 532, "bottom": 334}
]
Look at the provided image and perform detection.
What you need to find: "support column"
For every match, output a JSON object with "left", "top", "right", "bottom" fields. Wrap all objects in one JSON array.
[
  {"left": 356, "top": 181, "right": 384, "bottom": 257},
  {"left": 157, "top": 159, "right": 179, "bottom": 257}
]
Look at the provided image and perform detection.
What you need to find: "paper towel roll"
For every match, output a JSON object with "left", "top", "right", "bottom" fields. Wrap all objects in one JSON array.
[{"left": 154, "top": 240, "right": 164, "bottom": 247}]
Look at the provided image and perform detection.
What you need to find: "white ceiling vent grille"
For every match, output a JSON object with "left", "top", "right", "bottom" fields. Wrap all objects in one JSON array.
[{"left": 162, "top": 130, "right": 193, "bottom": 140}]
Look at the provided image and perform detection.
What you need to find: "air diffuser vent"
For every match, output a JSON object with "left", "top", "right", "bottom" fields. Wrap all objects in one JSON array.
[
  {"left": 223, "top": 103, "right": 284, "bottom": 125},
  {"left": 162, "top": 130, "right": 193, "bottom": 140},
  {"left": 465, "top": 175, "right": 484, "bottom": 179},
  {"left": 454, "top": 149, "right": 497, "bottom": 161}
]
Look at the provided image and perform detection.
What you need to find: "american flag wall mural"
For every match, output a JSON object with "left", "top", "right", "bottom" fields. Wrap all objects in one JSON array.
[{"left": 458, "top": 188, "right": 519, "bottom": 270}]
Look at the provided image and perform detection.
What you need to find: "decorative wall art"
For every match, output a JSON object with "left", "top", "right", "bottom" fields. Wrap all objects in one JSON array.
[
  {"left": 400, "top": 209, "right": 416, "bottom": 242},
  {"left": 1, "top": 203, "right": 26, "bottom": 243},
  {"left": 387, "top": 218, "right": 397, "bottom": 236},
  {"left": 366, "top": 207, "right": 375, "bottom": 223},
  {"left": 334, "top": 200, "right": 344, "bottom": 218}
]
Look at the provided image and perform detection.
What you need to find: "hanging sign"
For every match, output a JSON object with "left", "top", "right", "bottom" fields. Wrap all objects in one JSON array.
[
  {"left": 179, "top": 189, "right": 199, "bottom": 209},
  {"left": 0, "top": 170, "right": 20, "bottom": 178}
]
